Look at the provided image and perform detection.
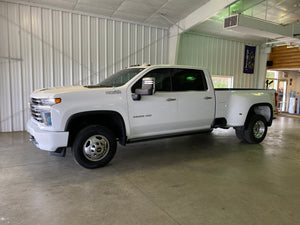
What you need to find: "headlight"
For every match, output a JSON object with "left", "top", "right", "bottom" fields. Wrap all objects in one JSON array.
[
  {"left": 30, "top": 97, "right": 61, "bottom": 126},
  {"left": 40, "top": 98, "right": 61, "bottom": 105}
]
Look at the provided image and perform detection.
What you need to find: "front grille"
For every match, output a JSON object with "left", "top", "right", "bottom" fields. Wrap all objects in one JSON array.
[
  {"left": 30, "top": 98, "right": 43, "bottom": 122},
  {"left": 31, "top": 98, "right": 42, "bottom": 105}
]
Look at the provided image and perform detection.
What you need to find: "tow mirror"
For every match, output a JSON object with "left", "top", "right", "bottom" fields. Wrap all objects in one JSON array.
[{"left": 133, "top": 77, "right": 155, "bottom": 100}]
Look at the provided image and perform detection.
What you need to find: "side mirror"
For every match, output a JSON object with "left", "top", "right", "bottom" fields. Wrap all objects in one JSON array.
[{"left": 134, "top": 77, "right": 155, "bottom": 98}]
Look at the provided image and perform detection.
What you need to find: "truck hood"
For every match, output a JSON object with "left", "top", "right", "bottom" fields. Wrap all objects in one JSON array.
[
  {"left": 30, "top": 85, "right": 120, "bottom": 99},
  {"left": 31, "top": 86, "right": 89, "bottom": 98}
]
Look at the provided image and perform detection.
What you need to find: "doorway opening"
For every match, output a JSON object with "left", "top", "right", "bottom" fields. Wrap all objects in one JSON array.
[{"left": 265, "top": 71, "right": 288, "bottom": 112}]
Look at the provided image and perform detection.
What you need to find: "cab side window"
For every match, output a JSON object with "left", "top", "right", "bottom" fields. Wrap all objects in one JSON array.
[
  {"left": 172, "top": 69, "right": 208, "bottom": 91},
  {"left": 131, "top": 68, "right": 172, "bottom": 93}
]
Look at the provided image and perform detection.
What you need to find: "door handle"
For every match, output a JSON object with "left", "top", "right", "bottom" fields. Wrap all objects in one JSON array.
[
  {"left": 166, "top": 98, "right": 176, "bottom": 102},
  {"left": 204, "top": 96, "right": 213, "bottom": 100}
]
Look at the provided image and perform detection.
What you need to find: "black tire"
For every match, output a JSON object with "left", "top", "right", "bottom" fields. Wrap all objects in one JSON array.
[
  {"left": 243, "top": 115, "right": 268, "bottom": 144},
  {"left": 235, "top": 127, "right": 246, "bottom": 142},
  {"left": 72, "top": 125, "right": 117, "bottom": 169},
  {"left": 205, "top": 129, "right": 213, "bottom": 134}
]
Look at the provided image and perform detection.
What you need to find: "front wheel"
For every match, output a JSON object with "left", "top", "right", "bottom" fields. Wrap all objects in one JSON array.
[
  {"left": 243, "top": 115, "right": 268, "bottom": 144},
  {"left": 72, "top": 125, "right": 117, "bottom": 169}
]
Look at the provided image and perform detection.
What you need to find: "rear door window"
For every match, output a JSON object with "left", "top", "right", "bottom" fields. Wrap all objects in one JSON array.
[{"left": 172, "top": 69, "right": 208, "bottom": 91}]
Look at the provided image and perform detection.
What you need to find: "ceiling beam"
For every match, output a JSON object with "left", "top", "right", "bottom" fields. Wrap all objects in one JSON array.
[
  {"left": 168, "top": 0, "right": 237, "bottom": 64},
  {"left": 170, "top": 0, "right": 238, "bottom": 35}
]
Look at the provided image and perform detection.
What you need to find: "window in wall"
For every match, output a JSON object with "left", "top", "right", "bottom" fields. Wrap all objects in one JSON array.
[
  {"left": 172, "top": 69, "right": 208, "bottom": 91},
  {"left": 265, "top": 79, "right": 278, "bottom": 90},
  {"left": 265, "top": 71, "right": 279, "bottom": 89},
  {"left": 266, "top": 71, "right": 279, "bottom": 79},
  {"left": 211, "top": 75, "right": 234, "bottom": 88}
]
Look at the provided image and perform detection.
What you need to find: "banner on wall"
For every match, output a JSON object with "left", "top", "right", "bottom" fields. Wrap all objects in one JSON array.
[{"left": 243, "top": 45, "right": 256, "bottom": 74}]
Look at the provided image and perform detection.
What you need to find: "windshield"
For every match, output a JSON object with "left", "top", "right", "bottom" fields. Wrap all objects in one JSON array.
[{"left": 98, "top": 68, "right": 145, "bottom": 87}]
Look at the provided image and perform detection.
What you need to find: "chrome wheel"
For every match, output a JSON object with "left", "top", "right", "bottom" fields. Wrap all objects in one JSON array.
[
  {"left": 253, "top": 120, "right": 265, "bottom": 139},
  {"left": 239, "top": 115, "right": 268, "bottom": 144},
  {"left": 73, "top": 125, "right": 117, "bottom": 169},
  {"left": 83, "top": 135, "right": 110, "bottom": 162}
]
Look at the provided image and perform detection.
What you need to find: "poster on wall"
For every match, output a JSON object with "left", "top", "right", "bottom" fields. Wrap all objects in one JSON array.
[{"left": 243, "top": 45, "right": 256, "bottom": 74}]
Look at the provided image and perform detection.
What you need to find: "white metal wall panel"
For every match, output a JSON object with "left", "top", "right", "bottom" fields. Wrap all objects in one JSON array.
[
  {"left": 163, "top": 30, "right": 168, "bottom": 64},
  {"left": 52, "top": 10, "right": 63, "bottom": 87},
  {"left": 177, "top": 32, "right": 259, "bottom": 89},
  {"left": 157, "top": 29, "right": 163, "bottom": 64},
  {"left": 20, "top": 4, "right": 33, "bottom": 131},
  {"left": 114, "top": 21, "right": 121, "bottom": 73},
  {"left": 72, "top": 14, "right": 81, "bottom": 86},
  {"left": 143, "top": 27, "right": 150, "bottom": 64},
  {"left": 31, "top": 7, "right": 44, "bottom": 90},
  {"left": 62, "top": 11, "right": 72, "bottom": 86},
  {"left": 121, "top": 22, "right": 128, "bottom": 71},
  {"left": 137, "top": 25, "right": 142, "bottom": 65},
  {"left": 8, "top": 4, "right": 23, "bottom": 131},
  {"left": 81, "top": 15, "right": 90, "bottom": 85},
  {"left": 107, "top": 20, "right": 114, "bottom": 77},
  {"left": 0, "top": 2, "right": 12, "bottom": 131},
  {"left": 41, "top": 8, "right": 53, "bottom": 88},
  {"left": 129, "top": 24, "right": 135, "bottom": 66},
  {"left": 90, "top": 17, "right": 98, "bottom": 85},
  {"left": 0, "top": 2, "right": 168, "bottom": 132},
  {"left": 150, "top": 27, "right": 156, "bottom": 64}
]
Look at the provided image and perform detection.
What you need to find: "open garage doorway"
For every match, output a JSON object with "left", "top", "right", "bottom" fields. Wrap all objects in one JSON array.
[{"left": 265, "top": 71, "right": 288, "bottom": 112}]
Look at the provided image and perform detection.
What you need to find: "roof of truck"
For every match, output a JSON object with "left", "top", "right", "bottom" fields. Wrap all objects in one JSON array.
[{"left": 127, "top": 64, "right": 207, "bottom": 70}]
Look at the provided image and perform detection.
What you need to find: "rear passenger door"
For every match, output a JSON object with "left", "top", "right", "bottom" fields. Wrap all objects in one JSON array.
[{"left": 172, "top": 69, "right": 215, "bottom": 131}]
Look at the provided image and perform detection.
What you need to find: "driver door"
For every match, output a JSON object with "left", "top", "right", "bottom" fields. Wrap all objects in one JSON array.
[{"left": 127, "top": 68, "right": 178, "bottom": 139}]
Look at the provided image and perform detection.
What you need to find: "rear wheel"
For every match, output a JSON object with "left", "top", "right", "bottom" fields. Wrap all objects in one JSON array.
[
  {"left": 72, "top": 125, "right": 117, "bottom": 169},
  {"left": 243, "top": 115, "right": 267, "bottom": 144},
  {"left": 235, "top": 127, "right": 246, "bottom": 142}
]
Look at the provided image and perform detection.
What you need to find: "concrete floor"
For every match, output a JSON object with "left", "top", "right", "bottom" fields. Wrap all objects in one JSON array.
[{"left": 0, "top": 116, "right": 300, "bottom": 225}]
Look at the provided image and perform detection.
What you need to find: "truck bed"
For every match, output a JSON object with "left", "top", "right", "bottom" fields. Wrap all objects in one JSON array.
[{"left": 215, "top": 88, "right": 276, "bottom": 127}]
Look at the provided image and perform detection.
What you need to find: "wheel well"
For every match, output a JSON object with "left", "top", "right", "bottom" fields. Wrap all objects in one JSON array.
[
  {"left": 245, "top": 103, "right": 273, "bottom": 128},
  {"left": 213, "top": 117, "right": 227, "bottom": 128},
  {"left": 65, "top": 111, "right": 127, "bottom": 147}
]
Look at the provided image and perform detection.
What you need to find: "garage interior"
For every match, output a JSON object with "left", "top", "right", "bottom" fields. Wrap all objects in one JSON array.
[{"left": 1, "top": 0, "right": 300, "bottom": 224}]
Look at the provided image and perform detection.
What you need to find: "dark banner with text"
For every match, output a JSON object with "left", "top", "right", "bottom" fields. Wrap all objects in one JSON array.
[{"left": 243, "top": 45, "right": 256, "bottom": 74}]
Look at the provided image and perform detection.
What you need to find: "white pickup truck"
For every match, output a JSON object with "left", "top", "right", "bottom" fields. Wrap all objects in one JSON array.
[{"left": 27, "top": 65, "right": 276, "bottom": 169}]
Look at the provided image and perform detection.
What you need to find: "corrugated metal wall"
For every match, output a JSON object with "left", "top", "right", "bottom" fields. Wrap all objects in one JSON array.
[
  {"left": 0, "top": 1, "right": 168, "bottom": 132},
  {"left": 177, "top": 32, "right": 260, "bottom": 89}
]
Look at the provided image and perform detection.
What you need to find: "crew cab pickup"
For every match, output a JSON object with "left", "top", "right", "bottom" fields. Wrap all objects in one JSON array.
[{"left": 27, "top": 65, "right": 276, "bottom": 169}]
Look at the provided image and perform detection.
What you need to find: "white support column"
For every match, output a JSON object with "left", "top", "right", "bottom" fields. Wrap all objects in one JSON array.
[{"left": 257, "top": 44, "right": 270, "bottom": 88}]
